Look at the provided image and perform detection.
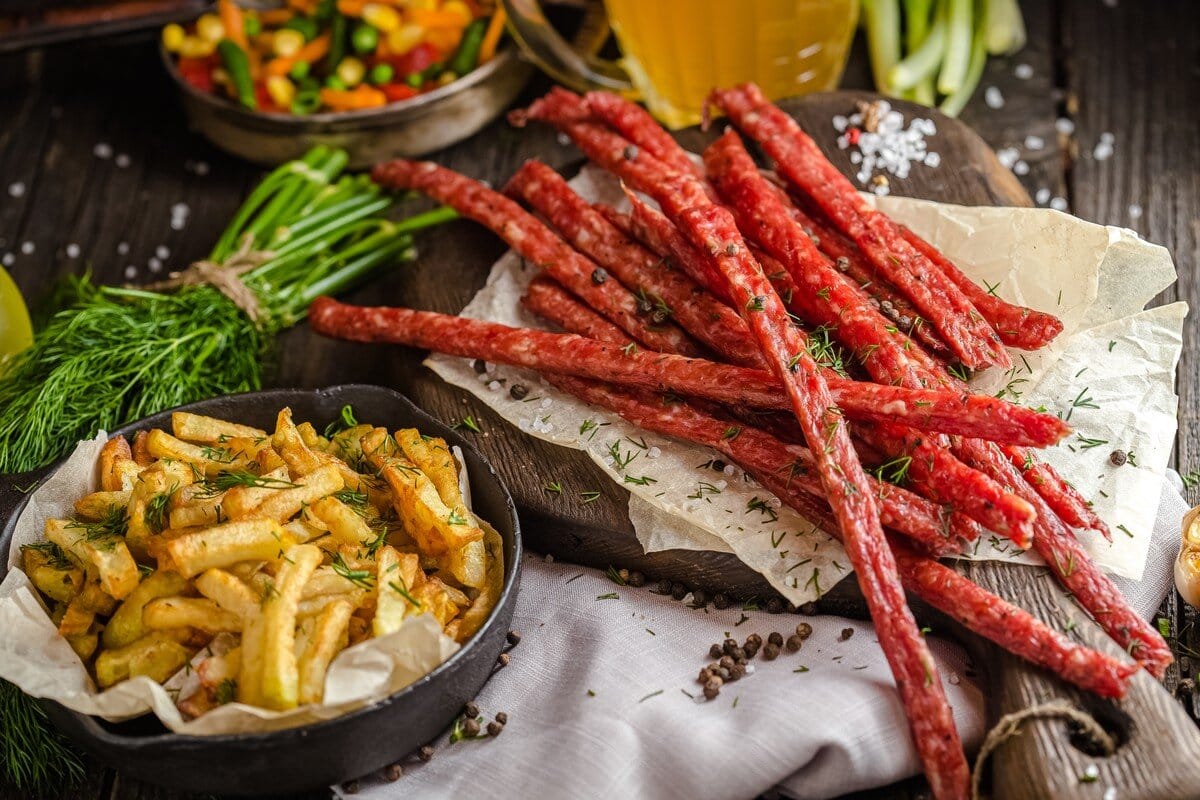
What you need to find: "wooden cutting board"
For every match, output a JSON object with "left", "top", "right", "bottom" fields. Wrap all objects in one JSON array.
[{"left": 292, "top": 90, "right": 1200, "bottom": 798}]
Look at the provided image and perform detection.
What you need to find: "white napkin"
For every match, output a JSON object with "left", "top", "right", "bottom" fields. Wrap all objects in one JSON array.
[{"left": 337, "top": 478, "right": 1187, "bottom": 800}]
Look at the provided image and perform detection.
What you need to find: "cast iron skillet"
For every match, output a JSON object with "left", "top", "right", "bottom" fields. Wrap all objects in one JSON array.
[{"left": 0, "top": 384, "right": 522, "bottom": 796}]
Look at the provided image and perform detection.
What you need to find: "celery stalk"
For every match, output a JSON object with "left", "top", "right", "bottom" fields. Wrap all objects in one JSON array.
[
  {"left": 889, "top": 0, "right": 947, "bottom": 93},
  {"left": 984, "top": 0, "right": 1026, "bottom": 55},
  {"left": 862, "top": 0, "right": 903, "bottom": 96},
  {"left": 936, "top": 0, "right": 973, "bottom": 95},
  {"left": 938, "top": 4, "right": 988, "bottom": 116}
]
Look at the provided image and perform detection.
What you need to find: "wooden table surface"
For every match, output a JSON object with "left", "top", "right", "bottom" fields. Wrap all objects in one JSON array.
[{"left": 1, "top": 1, "right": 1197, "bottom": 798}]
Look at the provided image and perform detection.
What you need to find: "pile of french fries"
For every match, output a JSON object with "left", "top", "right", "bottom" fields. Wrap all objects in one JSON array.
[{"left": 20, "top": 407, "right": 503, "bottom": 716}]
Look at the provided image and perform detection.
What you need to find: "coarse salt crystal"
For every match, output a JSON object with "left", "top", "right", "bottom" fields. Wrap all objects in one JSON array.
[
  {"left": 1093, "top": 142, "right": 1113, "bottom": 161},
  {"left": 1013, "top": 161, "right": 1030, "bottom": 176},
  {"left": 171, "top": 218, "right": 186, "bottom": 231},
  {"left": 1100, "top": 131, "right": 1115, "bottom": 144},
  {"left": 924, "top": 151, "right": 940, "bottom": 168},
  {"left": 93, "top": 142, "right": 112, "bottom": 159},
  {"left": 996, "top": 147, "right": 1020, "bottom": 168},
  {"left": 1024, "top": 135, "right": 1045, "bottom": 150},
  {"left": 1055, "top": 117, "right": 1075, "bottom": 135},
  {"left": 8, "top": 182, "right": 25, "bottom": 198},
  {"left": 1, "top": 253, "right": 13, "bottom": 266},
  {"left": 715, "top": 479, "right": 728, "bottom": 490},
  {"left": 1128, "top": 203, "right": 1142, "bottom": 219},
  {"left": 1014, "top": 63, "right": 1034, "bottom": 79},
  {"left": 832, "top": 114, "right": 848, "bottom": 132},
  {"left": 647, "top": 446, "right": 661, "bottom": 459},
  {"left": 1103, "top": 788, "right": 1117, "bottom": 800},
  {"left": 984, "top": 86, "right": 1005, "bottom": 109},
  {"left": 556, "top": 132, "right": 571, "bottom": 147},
  {"left": 723, "top": 464, "right": 736, "bottom": 476},
  {"left": 117, "top": 241, "right": 130, "bottom": 255},
  {"left": 948, "top": 672, "right": 960, "bottom": 685},
  {"left": 124, "top": 265, "right": 137, "bottom": 280},
  {"left": 1083, "top": 764, "right": 1100, "bottom": 780},
  {"left": 194, "top": 161, "right": 210, "bottom": 176},
  {"left": 115, "top": 153, "right": 131, "bottom": 169},
  {"left": 155, "top": 245, "right": 170, "bottom": 259},
  {"left": 487, "top": 381, "right": 502, "bottom": 392},
  {"left": 65, "top": 243, "right": 80, "bottom": 258},
  {"left": 766, "top": 497, "right": 782, "bottom": 509},
  {"left": 1035, "top": 187, "right": 1052, "bottom": 205},
  {"left": 172, "top": 202, "right": 189, "bottom": 215},
  {"left": 539, "top": 398, "right": 552, "bottom": 409},
  {"left": 148, "top": 257, "right": 163, "bottom": 273},
  {"left": 1050, "top": 196, "right": 1068, "bottom": 211},
  {"left": 20, "top": 241, "right": 34, "bottom": 255}
]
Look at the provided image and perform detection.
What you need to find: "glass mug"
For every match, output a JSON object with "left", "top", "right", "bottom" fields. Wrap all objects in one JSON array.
[{"left": 501, "top": 0, "right": 860, "bottom": 129}]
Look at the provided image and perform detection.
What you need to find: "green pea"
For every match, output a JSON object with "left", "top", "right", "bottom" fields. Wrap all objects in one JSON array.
[
  {"left": 325, "top": 75, "right": 347, "bottom": 91},
  {"left": 289, "top": 60, "right": 311, "bottom": 81},
  {"left": 291, "top": 90, "right": 322, "bottom": 115},
  {"left": 351, "top": 23, "right": 379, "bottom": 55},
  {"left": 243, "top": 16, "right": 262, "bottom": 37},
  {"left": 369, "top": 63, "right": 394, "bottom": 85}
]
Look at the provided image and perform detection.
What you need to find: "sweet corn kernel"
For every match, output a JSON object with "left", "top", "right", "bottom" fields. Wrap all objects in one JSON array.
[
  {"left": 387, "top": 24, "right": 424, "bottom": 55},
  {"left": 195, "top": 14, "right": 226, "bottom": 43},
  {"left": 437, "top": 70, "right": 457, "bottom": 86},
  {"left": 273, "top": 28, "right": 306, "bottom": 58},
  {"left": 266, "top": 75, "right": 296, "bottom": 109},
  {"left": 179, "top": 36, "right": 217, "bottom": 58},
  {"left": 336, "top": 56, "right": 366, "bottom": 87},
  {"left": 211, "top": 67, "right": 231, "bottom": 86},
  {"left": 362, "top": 4, "right": 401, "bottom": 33},
  {"left": 161, "top": 23, "right": 186, "bottom": 53},
  {"left": 441, "top": 1, "right": 472, "bottom": 26}
]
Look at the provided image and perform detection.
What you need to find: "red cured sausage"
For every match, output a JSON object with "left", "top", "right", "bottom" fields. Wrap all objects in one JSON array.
[
  {"left": 370, "top": 159, "right": 704, "bottom": 358},
  {"left": 708, "top": 83, "right": 1010, "bottom": 371}
]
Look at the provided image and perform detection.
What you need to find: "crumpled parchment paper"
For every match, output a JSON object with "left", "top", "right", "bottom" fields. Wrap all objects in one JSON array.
[{"left": 426, "top": 164, "right": 1185, "bottom": 603}]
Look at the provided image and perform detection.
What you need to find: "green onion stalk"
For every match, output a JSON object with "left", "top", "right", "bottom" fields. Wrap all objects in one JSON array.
[{"left": 0, "top": 146, "right": 453, "bottom": 793}]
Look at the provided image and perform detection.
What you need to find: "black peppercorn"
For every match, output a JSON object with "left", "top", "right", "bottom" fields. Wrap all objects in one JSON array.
[
  {"left": 712, "top": 592, "right": 731, "bottom": 609},
  {"left": 691, "top": 589, "right": 708, "bottom": 607},
  {"left": 839, "top": 627, "right": 854, "bottom": 642},
  {"left": 472, "top": 359, "right": 487, "bottom": 374},
  {"left": 418, "top": 745, "right": 434, "bottom": 762},
  {"left": 591, "top": 267, "right": 608, "bottom": 285},
  {"left": 623, "top": 144, "right": 639, "bottom": 160},
  {"left": 507, "top": 630, "right": 522, "bottom": 646},
  {"left": 768, "top": 631, "right": 784, "bottom": 647},
  {"left": 627, "top": 571, "right": 646, "bottom": 587},
  {"left": 711, "top": 459, "right": 726, "bottom": 472},
  {"left": 723, "top": 638, "right": 739, "bottom": 655},
  {"left": 464, "top": 701, "right": 479, "bottom": 719},
  {"left": 509, "top": 383, "right": 529, "bottom": 400},
  {"left": 743, "top": 641, "right": 759, "bottom": 659},
  {"left": 671, "top": 582, "right": 687, "bottom": 600},
  {"left": 710, "top": 643, "right": 725, "bottom": 659},
  {"left": 719, "top": 655, "right": 735, "bottom": 670},
  {"left": 1109, "top": 450, "right": 1128, "bottom": 466},
  {"left": 343, "top": 780, "right": 360, "bottom": 794},
  {"left": 463, "top": 718, "right": 481, "bottom": 737},
  {"left": 487, "top": 721, "right": 504, "bottom": 736},
  {"left": 763, "top": 643, "right": 781, "bottom": 660},
  {"left": 766, "top": 597, "right": 784, "bottom": 614},
  {"left": 785, "top": 634, "right": 803, "bottom": 652},
  {"left": 800, "top": 602, "right": 817, "bottom": 615},
  {"left": 497, "top": 652, "right": 510, "bottom": 667},
  {"left": 795, "top": 622, "right": 813, "bottom": 640},
  {"left": 384, "top": 764, "right": 403, "bottom": 782},
  {"left": 495, "top": 712, "right": 508, "bottom": 725},
  {"left": 729, "top": 663, "right": 746, "bottom": 680},
  {"left": 656, "top": 579, "right": 673, "bottom": 594},
  {"left": 703, "top": 680, "right": 721, "bottom": 700}
]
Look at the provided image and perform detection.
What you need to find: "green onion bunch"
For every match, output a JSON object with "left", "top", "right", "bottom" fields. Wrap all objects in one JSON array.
[{"left": 861, "top": 0, "right": 1026, "bottom": 116}]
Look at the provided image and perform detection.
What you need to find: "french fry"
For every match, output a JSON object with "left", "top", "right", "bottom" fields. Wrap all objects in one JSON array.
[
  {"left": 146, "top": 429, "right": 250, "bottom": 477},
  {"left": 98, "top": 436, "right": 133, "bottom": 492},
  {"left": 126, "top": 462, "right": 194, "bottom": 555},
  {"left": 75, "top": 579, "right": 119, "bottom": 615},
  {"left": 194, "top": 569, "right": 261, "bottom": 617},
  {"left": 171, "top": 411, "right": 266, "bottom": 444},
  {"left": 58, "top": 598, "right": 95, "bottom": 637},
  {"left": 166, "top": 519, "right": 291, "bottom": 578},
  {"left": 22, "top": 545, "right": 84, "bottom": 603},
  {"left": 103, "top": 569, "right": 190, "bottom": 649},
  {"left": 373, "top": 546, "right": 423, "bottom": 637},
  {"left": 74, "top": 491, "right": 131, "bottom": 520},
  {"left": 297, "top": 599, "right": 353, "bottom": 705},
  {"left": 237, "top": 606, "right": 266, "bottom": 706},
  {"left": 309, "top": 496, "right": 376, "bottom": 547},
  {"left": 302, "top": 565, "right": 362, "bottom": 598},
  {"left": 95, "top": 632, "right": 192, "bottom": 688},
  {"left": 144, "top": 597, "right": 243, "bottom": 635},
  {"left": 44, "top": 519, "right": 139, "bottom": 600},
  {"left": 298, "top": 590, "right": 367, "bottom": 618},
  {"left": 380, "top": 457, "right": 481, "bottom": 555},
  {"left": 296, "top": 421, "right": 327, "bottom": 450},
  {"left": 394, "top": 428, "right": 462, "bottom": 508},
  {"left": 329, "top": 423, "right": 374, "bottom": 465},
  {"left": 131, "top": 430, "right": 154, "bottom": 466},
  {"left": 452, "top": 523, "right": 505, "bottom": 643},
  {"left": 259, "top": 543, "right": 323, "bottom": 711},
  {"left": 412, "top": 575, "right": 463, "bottom": 628},
  {"left": 241, "top": 465, "right": 343, "bottom": 523},
  {"left": 272, "top": 408, "right": 326, "bottom": 477},
  {"left": 220, "top": 465, "right": 293, "bottom": 519},
  {"left": 66, "top": 631, "right": 98, "bottom": 661}
]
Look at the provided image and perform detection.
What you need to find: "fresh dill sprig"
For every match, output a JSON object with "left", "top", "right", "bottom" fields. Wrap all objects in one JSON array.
[
  {"left": 67, "top": 504, "right": 128, "bottom": 543},
  {"left": 199, "top": 470, "right": 298, "bottom": 497},
  {"left": 0, "top": 683, "right": 84, "bottom": 794},
  {"left": 331, "top": 553, "right": 375, "bottom": 590}
]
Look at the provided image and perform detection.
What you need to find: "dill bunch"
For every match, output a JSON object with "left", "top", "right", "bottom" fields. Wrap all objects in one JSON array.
[{"left": 0, "top": 146, "right": 454, "bottom": 793}]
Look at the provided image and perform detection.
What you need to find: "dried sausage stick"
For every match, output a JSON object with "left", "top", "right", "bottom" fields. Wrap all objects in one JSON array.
[
  {"left": 708, "top": 83, "right": 1009, "bottom": 371},
  {"left": 370, "top": 159, "right": 704, "bottom": 358}
]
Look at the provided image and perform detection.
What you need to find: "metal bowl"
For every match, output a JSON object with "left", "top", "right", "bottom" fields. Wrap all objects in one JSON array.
[
  {"left": 162, "top": 44, "right": 534, "bottom": 167},
  {"left": 0, "top": 384, "right": 522, "bottom": 796}
]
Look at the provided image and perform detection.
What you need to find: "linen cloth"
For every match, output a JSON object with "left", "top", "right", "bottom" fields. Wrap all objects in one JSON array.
[{"left": 339, "top": 478, "right": 1188, "bottom": 800}]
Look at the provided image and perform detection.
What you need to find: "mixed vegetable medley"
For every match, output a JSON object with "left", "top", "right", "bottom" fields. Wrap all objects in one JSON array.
[{"left": 163, "top": 0, "right": 505, "bottom": 114}]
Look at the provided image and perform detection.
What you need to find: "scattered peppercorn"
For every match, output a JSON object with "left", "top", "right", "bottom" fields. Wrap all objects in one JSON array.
[
  {"left": 763, "top": 643, "right": 781, "bottom": 660},
  {"left": 623, "top": 145, "right": 639, "bottom": 160},
  {"left": 725, "top": 243, "right": 740, "bottom": 255},
  {"left": 691, "top": 589, "right": 708, "bottom": 607},
  {"left": 699, "top": 667, "right": 714, "bottom": 683},
  {"left": 836, "top": 256, "right": 851, "bottom": 271},
  {"left": 745, "top": 633, "right": 763, "bottom": 648},
  {"left": 839, "top": 627, "right": 854, "bottom": 642},
  {"left": 743, "top": 642, "right": 759, "bottom": 659},
  {"left": 785, "top": 634, "right": 803, "bottom": 652},
  {"left": 472, "top": 359, "right": 487, "bottom": 374},
  {"left": 795, "top": 622, "right": 813, "bottom": 639},
  {"left": 497, "top": 652, "right": 510, "bottom": 667},
  {"left": 464, "top": 701, "right": 480, "bottom": 718},
  {"left": 712, "top": 592, "right": 731, "bottom": 609},
  {"left": 730, "top": 645, "right": 747, "bottom": 662},
  {"left": 729, "top": 663, "right": 747, "bottom": 681},
  {"left": 627, "top": 571, "right": 646, "bottom": 587},
  {"left": 766, "top": 597, "right": 784, "bottom": 614},
  {"left": 507, "top": 630, "right": 522, "bottom": 646},
  {"left": 418, "top": 745, "right": 434, "bottom": 762},
  {"left": 463, "top": 718, "right": 481, "bottom": 737},
  {"left": 767, "top": 631, "right": 784, "bottom": 647},
  {"left": 723, "top": 638, "right": 739, "bottom": 655},
  {"left": 384, "top": 763, "right": 403, "bottom": 782},
  {"left": 714, "top": 666, "right": 731, "bottom": 681},
  {"left": 719, "top": 655, "right": 735, "bottom": 670},
  {"left": 487, "top": 721, "right": 504, "bottom": 736},
  {"left": 636, "top": 297, "right": 653, "bottom": 315},
  {"left": 656, "top": 579, "right": 673, "bottom": 595},
  {"left": 495, "top": 712, "right": 508, "bottom": 725},
  {"left": 651, "top": 309, "right": 669, "bottom": 324},
  {"left": 1109, "top": 450, "right": 1128, "bottom": 466},
  {"left": 800, "top": 602, "right": 817, "bottom": 615},
  {"left": 671, "top": 582, "right": 687, "bottom": 600},
  {"left": 710, "top": 643, "right": 725, "bottom": 659},
  {"left": 703, "top": 680, "right": 721, "bottom": 700},
  {"left": 508, "top": 383, "right": 528, "bottom": 400},
  {"left": 785, "top": 601, "right": 798, "bottom": 614},
  {"left": 591, "top": 267, "right": 608, "bottom": 285}
]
